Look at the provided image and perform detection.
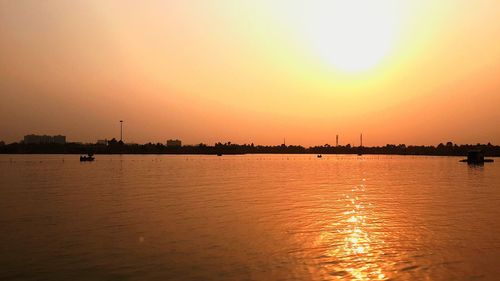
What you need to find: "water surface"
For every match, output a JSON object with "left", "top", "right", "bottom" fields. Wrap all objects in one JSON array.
[{"left": 1, "top": 154, "right": 500, "bottom": 280}]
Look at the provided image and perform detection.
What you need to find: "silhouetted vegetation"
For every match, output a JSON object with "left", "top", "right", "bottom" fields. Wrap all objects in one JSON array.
[{"left": 1, "top": 140, "right": 499, "bottom": 157}]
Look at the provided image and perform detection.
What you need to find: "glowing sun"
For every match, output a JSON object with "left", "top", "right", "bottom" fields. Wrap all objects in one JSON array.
[{"left": 303, "top": 1, "right": 401, "bottom": 73}]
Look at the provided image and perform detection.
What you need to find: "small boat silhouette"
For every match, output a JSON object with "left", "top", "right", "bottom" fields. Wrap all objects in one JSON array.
[
  {"left": 317, "top": 154, "right": 322, "bottom": 158},
  {"left": 80, "top": 154, "right": 95, "bottom": 162},
  {"left": 217, "top": 153, "right": 223, "bottom": 156}
]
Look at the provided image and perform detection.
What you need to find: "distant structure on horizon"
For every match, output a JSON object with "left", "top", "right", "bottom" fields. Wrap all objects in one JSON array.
[
  {"left": 119, "top": 120, "right": 124, "bottom": 142},
  {"left": 97, "top": 139, "right": 108, "bottom": 145},
  {"left": 166, "top": 139, "right": 182, "bottom": 147},
  {"left": 24, "top": 134, "right": 66, "bottom": 144},
  {"left": 336, "top": 135, "right": 339, "bottom": 147}
]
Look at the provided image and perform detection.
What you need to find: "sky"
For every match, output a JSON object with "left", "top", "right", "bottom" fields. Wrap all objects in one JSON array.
[{"left": 1, "top": 0, "right": 499, "bottom": 146}]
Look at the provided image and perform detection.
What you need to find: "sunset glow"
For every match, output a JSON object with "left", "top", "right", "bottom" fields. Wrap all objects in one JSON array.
[
  {"left": 0, "top": 0, "right": 499, "bottom": 146},
  {"left": 295, "top": 1, "right": 401, "bottom": 72},
  {"left": 1, "top": 2, "right": 500, "bottom": 280}
]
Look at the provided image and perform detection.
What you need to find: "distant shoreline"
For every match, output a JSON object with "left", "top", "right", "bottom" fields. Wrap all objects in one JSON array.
[
  {"left": 0, "top": 153, "right": 498, "bottom": 158},
  {"left": 1, "top": 142, "right": 499, "bottom": 157}
]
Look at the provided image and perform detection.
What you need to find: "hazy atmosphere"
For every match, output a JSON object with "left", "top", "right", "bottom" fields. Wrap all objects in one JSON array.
[
  {"left": 1, "top": 0, "right": 499, "bottom": 146},
  {"left": 2, "top": 2, "right": 500, "bottom": 281}
]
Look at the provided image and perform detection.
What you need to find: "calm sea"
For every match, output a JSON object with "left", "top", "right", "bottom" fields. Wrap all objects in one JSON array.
[{"left": 1, "top": 154, "right": 500, "bottom": 281}]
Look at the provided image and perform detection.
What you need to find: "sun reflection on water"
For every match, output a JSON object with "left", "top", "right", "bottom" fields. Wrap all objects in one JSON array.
[{"left": 318, "top": 179, "right": 389, "bottom": 280}]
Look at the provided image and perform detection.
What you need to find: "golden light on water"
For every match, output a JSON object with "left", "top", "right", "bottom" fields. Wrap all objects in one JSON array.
[
  {"left": 2, "top": 155, "right": 500, "bottom": 280},
  {"left": 319, "top": 179, "right": 389, "bottom": 280}
]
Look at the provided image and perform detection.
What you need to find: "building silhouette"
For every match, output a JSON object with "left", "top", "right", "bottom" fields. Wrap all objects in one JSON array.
[{"left": 166, "top": 139, "right": 182, "bottom": 147}]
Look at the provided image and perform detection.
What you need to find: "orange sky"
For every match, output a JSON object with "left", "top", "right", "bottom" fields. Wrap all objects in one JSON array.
[{"left": 1, "top": 0, "right": 499, "bottom": 146}]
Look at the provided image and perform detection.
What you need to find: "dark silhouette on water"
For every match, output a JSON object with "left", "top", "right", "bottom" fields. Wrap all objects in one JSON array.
[{"left": 459, "top": 150, "right": 494, "bottom": 164}]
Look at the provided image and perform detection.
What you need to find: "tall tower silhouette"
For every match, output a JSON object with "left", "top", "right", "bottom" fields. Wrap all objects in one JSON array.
[
  {"left": 120, "top": 120, "right": 123, "bottom": 142},
  {"left": 336, "top": 135, "right": 339, "bottom": 147},
  {"left": 360, "top": 133, "right": 363, "bottom": 147}
]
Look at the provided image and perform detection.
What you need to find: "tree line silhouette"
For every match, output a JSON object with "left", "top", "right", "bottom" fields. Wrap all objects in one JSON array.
[{"left": 0, "top": 139, "right": 499, "bottom": 156}]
